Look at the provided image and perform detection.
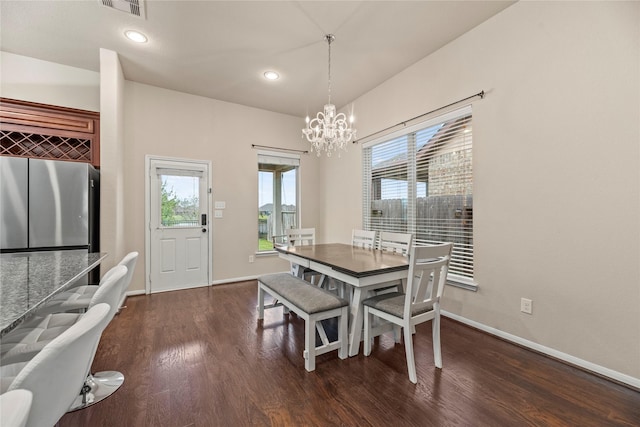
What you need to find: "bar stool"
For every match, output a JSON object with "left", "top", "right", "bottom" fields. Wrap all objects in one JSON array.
[
  {"left": 0, "top": 304, "right": 111, "bottom": 427},
  {"left": 36, "top": 251, "right": 138, "bottom": 316},
  {"left": 0, "top": 266, "right": 126, "bottom": 366},
  {"left": 0, "top": 266, "right": 128, "bottom": 411},
  {"left": 0, "top": 389, "right": 32, "bottom": 427}
]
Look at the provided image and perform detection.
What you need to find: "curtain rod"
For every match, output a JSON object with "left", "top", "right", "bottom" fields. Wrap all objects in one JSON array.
[
  {"left": 251, "top": 144, "right": 309, "bottom": 155},
  {"left": 353, "top": 90, "right": 485, "bottom": 144}
]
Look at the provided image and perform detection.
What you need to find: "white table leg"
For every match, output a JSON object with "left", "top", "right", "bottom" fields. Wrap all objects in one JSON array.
[{"left": 348, "top": 287, "right": 366, "bottom": 357}]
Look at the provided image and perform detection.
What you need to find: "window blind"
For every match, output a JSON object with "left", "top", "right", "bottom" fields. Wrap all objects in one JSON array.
[{"left": 363, "top": 106, "right": 474, "bottom": 284}]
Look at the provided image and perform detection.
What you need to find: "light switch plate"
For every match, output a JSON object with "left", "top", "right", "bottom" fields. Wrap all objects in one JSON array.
[
  {"left": 214, "top": 210, "right": 223, "bottom": 218},
  {"left": 214, "top": 201, "right": 226, "bottom": 209}
]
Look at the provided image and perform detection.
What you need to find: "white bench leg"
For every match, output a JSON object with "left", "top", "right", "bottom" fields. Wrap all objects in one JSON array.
[
  {"left": 305, "top": 317, "right": 316, "bottom": 372},
  {"left": 338, "top": 306, "right": 348, "bottom": 359}
]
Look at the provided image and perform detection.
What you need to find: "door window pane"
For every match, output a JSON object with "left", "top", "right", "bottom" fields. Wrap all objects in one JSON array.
[{"left": 160, "top": 175, "right": 200, "bottom": 227}]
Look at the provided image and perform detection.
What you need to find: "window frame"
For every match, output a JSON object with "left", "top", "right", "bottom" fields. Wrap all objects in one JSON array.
[
  {"left": 257, "top": 151, "right": 300, "bottom": 254},
  {"left": 362, "top": 106, "right": 476, "bottom": 289}
]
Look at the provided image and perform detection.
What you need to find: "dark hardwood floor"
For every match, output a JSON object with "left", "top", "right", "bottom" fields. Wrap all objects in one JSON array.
[{"left": 60, "top": 281, "right": 640, "bottom": 427}]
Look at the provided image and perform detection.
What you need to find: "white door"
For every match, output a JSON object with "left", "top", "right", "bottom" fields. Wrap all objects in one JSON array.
[{"left": 148, "top": 158, "right": 210, "bottom": 293}]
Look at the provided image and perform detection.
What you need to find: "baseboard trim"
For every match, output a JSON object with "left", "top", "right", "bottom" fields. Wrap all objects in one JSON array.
[
  {"left": 211, "top": 275, "right": 259, "bottom": 285},
  {"left": 442, "top": 310, "right": 640, "bottom": 390}
]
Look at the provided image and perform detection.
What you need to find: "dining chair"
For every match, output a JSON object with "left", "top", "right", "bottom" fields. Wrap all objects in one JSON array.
[
  {"left": 0, "top": 303, "right": 111, "bottom": 427},
  {"left": 36, "top": 251, "right": 139, "bottom": 315},
  {"left": 332, "top": 229, "right": 379, "bottom": 299},
  {"left": 286, "top": 227, "right": 316, "bottom": 246},
  {"left": 0, "top": 389, "right": 32, "bottom": 427},
  {"left": 372, "top": 231, "right": 413, "bottom": 295},
  {"left": 378, "top": 231, "right": 413, "bottom": 255},
  {"left": 284, "top": 228, "right": 326, "bottom": 287},
  {"left": 363, "top": 243, "right": 453, "bottom": 384},
  {"left": 352, "top": 229, "right": 377, "bottom": 249}
]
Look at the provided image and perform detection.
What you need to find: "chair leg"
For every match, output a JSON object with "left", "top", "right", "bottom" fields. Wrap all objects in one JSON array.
[
  {"left": 404, "top": 324, "right": 417, "bottom": 384},
  {"left": 393, "top": 325, "right": 402, "bottom": 343},
  {"left": 432, "top": 314, "right": 442, "bottom": 369},
  {"left": 363, "top": 308, "right": 372, "bottom": 356},
  {"left": 257, "top": 285, "right": 265, "bottom": 319}
]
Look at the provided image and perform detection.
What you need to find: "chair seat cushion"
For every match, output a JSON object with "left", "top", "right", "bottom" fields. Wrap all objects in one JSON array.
[
  {"left": 0, "top": 313, "right": 81, "bottom": 366},
  {"left": 259, "top": 273, "right": 348, "bottom": 314},
  {"left": 363, "top": 292, "right": 434, "bottom": 318}
]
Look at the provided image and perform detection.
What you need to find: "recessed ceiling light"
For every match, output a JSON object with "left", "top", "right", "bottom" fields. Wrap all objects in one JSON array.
[
  {"left": 264, "top": 71, "right": 279, "bottom": 81},
  {"left": 125, "top": 30, "right": 148, "bottom": 43}
]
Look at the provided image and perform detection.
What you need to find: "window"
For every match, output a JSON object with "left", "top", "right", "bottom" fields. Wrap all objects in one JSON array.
[
  {"left": 258, "top": 152, "right": 299, "bottom": 252},
  {"left": 156, "top": 168, "right": 204, "bottom": 228},
  {"left": 363, "top": 106, "right": 474, "bottom": 286}
]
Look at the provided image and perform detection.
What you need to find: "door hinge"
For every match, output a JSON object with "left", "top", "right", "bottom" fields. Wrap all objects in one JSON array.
[{"left": 208, "top": 188, "right": 212, "bottom": 194}]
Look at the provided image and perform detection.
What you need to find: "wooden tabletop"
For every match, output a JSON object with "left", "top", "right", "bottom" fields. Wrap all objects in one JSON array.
[{"left": 275, "top": 243, "right": 409, "bottom": 278}]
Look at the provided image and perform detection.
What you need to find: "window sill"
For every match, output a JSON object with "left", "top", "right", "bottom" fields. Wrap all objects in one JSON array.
[
  {"left": 446, "top": 275, "right": 478, "bottom": 292},
  {"left": 255, "top": 250, "right": 278, "bottom": 258}
]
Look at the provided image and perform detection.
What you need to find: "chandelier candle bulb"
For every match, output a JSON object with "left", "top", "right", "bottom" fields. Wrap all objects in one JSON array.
[{"left": 302, "top": 34, "right": 357, "bottom": 157}]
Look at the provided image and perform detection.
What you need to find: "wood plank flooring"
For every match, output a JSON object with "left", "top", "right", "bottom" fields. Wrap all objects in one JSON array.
[{"left": 60, "top": 280, "right": 640, "bottom": 427}]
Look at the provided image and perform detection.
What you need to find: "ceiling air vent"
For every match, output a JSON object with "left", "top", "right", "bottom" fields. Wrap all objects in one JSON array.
[{"left": 100, "top": 0, "right": 146, "bottom": 19}]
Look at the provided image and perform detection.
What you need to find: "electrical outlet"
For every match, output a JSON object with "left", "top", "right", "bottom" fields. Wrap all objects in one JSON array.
[
  {"left": 521, "top": 298, "right": 532, "bottom": 314},
  {"left": 249, "top": 255, "right": 254, "bottom": 263}
]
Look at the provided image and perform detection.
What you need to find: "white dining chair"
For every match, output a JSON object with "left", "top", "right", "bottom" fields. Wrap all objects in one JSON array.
[
  {"left": 284, "top": 228, "right": 327, "bottom": 287},
  {"left": 0, "top": 389, "right": 32, "bottom": 427},
  {"left": 378, "top": 231, "right": 413, "bottom": 255},
  {"left": 333, "top": 229, "right": 379, "bottom": 299},
  {"left": 363, "top": 243, "right": 453, "bottom": 384},
  {"left": 352, "top": 229, "right": 377, "bottom": 249},
  {"left": 0, "top": 303, "right": 111, "bottom": 427},
  {"left": 286, "top": 227, "right": 316, "bottom": 246},
  {"left": 372, "top": 231, "right": 413, "bottom": 295}
]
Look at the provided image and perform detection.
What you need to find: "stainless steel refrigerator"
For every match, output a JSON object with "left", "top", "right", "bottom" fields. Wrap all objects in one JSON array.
[{"left": 0, "top": 157, "right": 100, "bottom": 253}]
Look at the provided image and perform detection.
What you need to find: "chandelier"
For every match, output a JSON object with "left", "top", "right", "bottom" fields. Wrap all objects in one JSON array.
[{"left": 302, "top": 34, "right": 356, "bottom": 157}]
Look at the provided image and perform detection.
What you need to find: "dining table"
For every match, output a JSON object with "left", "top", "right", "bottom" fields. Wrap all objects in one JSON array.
[
  {"left": 0, "top": 250, "right": 108, "bottom": 336},
  {"left": 275, "top": 243, "right": 410, "bottom": 356}
]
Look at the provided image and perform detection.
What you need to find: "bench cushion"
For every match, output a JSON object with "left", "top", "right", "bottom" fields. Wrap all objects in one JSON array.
[{"left": 258, "top": 273, "right": 348, "bottom": 314}]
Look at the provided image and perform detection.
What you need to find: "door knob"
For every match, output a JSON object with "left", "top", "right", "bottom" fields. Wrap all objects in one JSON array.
[{"left": 202, "top": 228, "right": 207, "bottom": 233}]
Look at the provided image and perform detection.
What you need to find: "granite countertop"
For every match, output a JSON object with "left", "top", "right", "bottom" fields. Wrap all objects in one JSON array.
[{"left": 0, "top": 250, "right": 108, "bottom": 336}]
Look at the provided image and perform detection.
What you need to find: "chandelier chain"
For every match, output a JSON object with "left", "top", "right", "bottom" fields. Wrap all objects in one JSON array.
[{"left": 327, "top": 34, "right": 332, "bottom": 105}]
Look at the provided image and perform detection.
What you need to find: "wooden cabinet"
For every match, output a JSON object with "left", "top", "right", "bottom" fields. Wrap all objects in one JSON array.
[{"left": 0, "top": 98, "right": 100, "bottom": 167}]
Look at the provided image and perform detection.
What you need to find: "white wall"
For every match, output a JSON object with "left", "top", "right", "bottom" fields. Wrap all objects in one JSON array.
[
  {"left": 0, "top": 51, "right": 99, "bottom": 111},
  {"left": 324, "top": 1, "right": 640, "bottom": 381},
  {"left": 123, "top": 81, "right": 321, "bottom": 290}
]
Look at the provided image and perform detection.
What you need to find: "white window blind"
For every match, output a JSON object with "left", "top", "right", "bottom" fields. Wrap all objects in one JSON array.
[{"left": 363, "top": 106, "right": 474, "bottom": 285}]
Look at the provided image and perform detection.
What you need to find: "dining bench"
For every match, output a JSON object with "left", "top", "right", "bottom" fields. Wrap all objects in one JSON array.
[{"left": 257, "top": 273, "right": 349, "bottom": 372}]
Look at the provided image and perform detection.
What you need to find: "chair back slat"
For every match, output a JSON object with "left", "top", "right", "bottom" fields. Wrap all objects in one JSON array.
[
  {"left": 404, "top": 243, "right": 453, "bottom": 318},
  {"left": 286, "top": 228, "right": 316, "bottom": 246},
  {"left": 352, "top": 229, "right": 377, "bottom": 249},
  {"left": 378, "top": 232, "right": 413, "bottom": 256}
]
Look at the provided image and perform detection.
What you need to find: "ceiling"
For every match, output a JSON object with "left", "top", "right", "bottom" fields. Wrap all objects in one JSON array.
[{"left": 0, "top": 1, "right": 514, "bottom": 117}]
